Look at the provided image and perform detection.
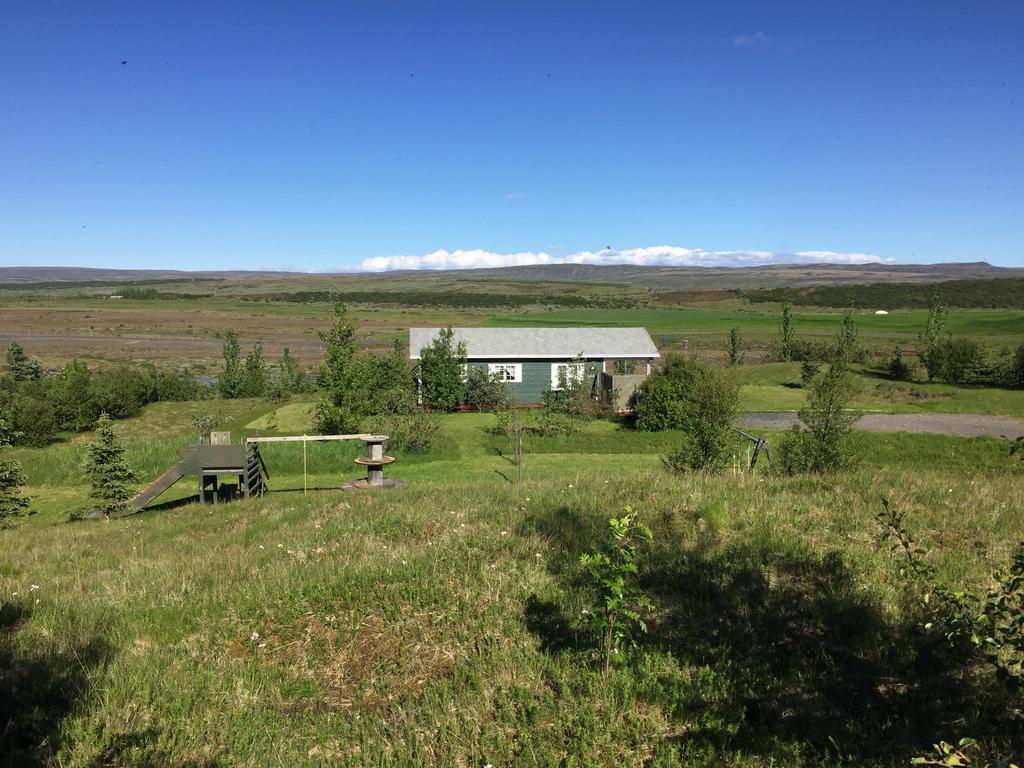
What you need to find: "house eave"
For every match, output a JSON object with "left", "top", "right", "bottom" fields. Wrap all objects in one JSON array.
[{"left": 408, "top": 352, "right": 661, "bottom": 360}]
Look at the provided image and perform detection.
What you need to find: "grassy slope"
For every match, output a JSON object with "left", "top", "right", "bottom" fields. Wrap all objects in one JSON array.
[{"left": 3, "top": 402, "right": 1023, "bottom": 765}]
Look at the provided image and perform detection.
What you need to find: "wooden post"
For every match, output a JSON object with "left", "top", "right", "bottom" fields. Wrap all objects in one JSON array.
[
  {"left": 303, "top": 436, "right": 307, "bottom": 495},
  {"left": 515, "top": 409, "right": 523, "bottom": 482}
]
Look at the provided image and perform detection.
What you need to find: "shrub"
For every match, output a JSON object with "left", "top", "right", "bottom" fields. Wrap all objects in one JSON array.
[
  {"left": 778, "top": 364, "right": 860, "bottom": 474},
  {"left": 81, "top": 413, "right": 137, "bottom": 517},
  {"left": 191, "top": 412, "right": 233, "bottom": 440},
  {"left": 89, "top": 366, "right": 149, "bottom": 419},
  {"left": 465, "top": 366, "right": 512, "bottom": 412},
  {"left": 1009, "top": 344, "right": 1024, "bottom": 389},
  {"left": 800, "top": 361, "right": 820, "bottom": 388},
  {"left": 377, "top": 410, "right": 440, "bottom": 453},
  {"left": 878, "top": 500, "right": 1023, "bottom": 691},
  {"left": 633, "top": 356, "right": 699, "bottom": 431},
  {"left": 575, "top": 507, "right": 655, "bottom": 673},
  {"left": 55, "top": 360, "right": 94, "bottom": 431},
  {"left": 933, "top": 336, "right": 987, "bottom": 385},
  {"left": 887, "top": 345, "right": 914, "bottom": 382},
  {"left": 418, "top": 327, "right": 467, "bottom": 411},
  {"left": 9, "top": 390, "right": 58, "bottom": 447},
  {"left": 635, "top": 356, "right": 739, "bottom": 473},
  {"left": 364, "top": 340, "right": 417, "bottom": 417},
  {"left": 664, "top": 370, "right": 740, "bottom": 473}
]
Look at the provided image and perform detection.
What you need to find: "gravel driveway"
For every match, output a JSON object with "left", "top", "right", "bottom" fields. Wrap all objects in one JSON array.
[{"left": 739, "top": 412, "right": 1024, "bottom": 439}]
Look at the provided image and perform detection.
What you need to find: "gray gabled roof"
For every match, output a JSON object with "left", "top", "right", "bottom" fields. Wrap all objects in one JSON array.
[{"left": 408, "top": 327, "right": 659, "bottom": 360}]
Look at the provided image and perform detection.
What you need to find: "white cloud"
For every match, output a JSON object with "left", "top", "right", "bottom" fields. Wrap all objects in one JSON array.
[
  {"left": 733, "top": 30, "right": 770, "bottom": 47},
  {"left": 359, "top": 246, "right": 885, "bottom": 272}
]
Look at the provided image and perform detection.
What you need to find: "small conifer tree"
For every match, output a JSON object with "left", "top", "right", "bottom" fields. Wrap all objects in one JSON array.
[
  {"left": 82, "top": 413, "right": 137, "bottom": 517},
  {"left": 0, "top": 417, "right": 30, "bottom": 526}
]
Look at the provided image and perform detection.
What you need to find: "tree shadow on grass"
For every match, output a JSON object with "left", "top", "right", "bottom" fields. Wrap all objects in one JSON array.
[
  {"left": 0, "top": 601, "right": 113, "bottom": 768},
  {"left": 521, "top": 505, "right": 1022, "bottom": 764}
]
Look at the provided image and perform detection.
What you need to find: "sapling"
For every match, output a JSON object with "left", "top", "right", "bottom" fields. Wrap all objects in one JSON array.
[
  {"left": 82, "top": 413, "right": 137, "bottom": 518},
  {"left": 0, "top": 416, "right": 30, "bottom": 526},
  {"left": 576, "top": 507, "right": 655, "bottom": 673}
]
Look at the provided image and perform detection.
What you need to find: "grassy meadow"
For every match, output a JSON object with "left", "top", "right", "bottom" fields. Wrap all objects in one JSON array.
[
  {"left": 3, "top": 396, "right": 1024, "bottom": 766},
  {"left": 2, "top": 272, "right": 1023, "bottom": 765}
]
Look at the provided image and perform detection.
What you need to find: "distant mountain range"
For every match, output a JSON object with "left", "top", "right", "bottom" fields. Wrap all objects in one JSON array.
[{"left": 1, "top": 262, "right": 1022, "bottom": 290}]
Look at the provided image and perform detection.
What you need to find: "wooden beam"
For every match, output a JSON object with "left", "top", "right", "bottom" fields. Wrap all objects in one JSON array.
[{"left": 244, "top": 434, "right": 376, "bottom": 444}]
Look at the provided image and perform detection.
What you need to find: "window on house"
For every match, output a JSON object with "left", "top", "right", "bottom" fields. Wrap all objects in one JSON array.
[
  {"left": 550, "top": 362, "right": 586, "bottom": 389},
  {"left": 488, "top": 363, "right": 522, "bottom": 383}
]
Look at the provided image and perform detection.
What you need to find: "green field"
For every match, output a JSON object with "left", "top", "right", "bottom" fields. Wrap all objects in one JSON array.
[
  {"left": 2, "top": 272, "right": 1023, "bottom": 765},
  {"left": 3, "top": 397, "right": 1023, "bottom": 765}
]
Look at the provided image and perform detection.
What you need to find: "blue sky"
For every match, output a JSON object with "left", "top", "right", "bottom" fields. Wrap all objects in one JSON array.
[{"left": 1, "top": 2, "right": 1021, "bottom": 271}]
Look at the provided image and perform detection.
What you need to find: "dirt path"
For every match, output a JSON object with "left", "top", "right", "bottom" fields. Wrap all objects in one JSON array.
[{"left": 740, "top": 411, "right": 1024, "bottom": 438}]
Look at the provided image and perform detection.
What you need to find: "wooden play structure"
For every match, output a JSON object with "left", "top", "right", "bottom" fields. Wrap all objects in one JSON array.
[{"left": 111, "top": 431, "right": 402, "bottom": 517}]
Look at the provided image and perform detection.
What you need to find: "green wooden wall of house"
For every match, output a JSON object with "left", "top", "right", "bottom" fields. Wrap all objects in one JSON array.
[{"left": 465, "top": 359, "right": 603, "bottom": 404}]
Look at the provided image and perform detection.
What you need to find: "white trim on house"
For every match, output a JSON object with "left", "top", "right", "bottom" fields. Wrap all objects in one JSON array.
[
  {"left": 488, "top": 362, "right": 522, "bottom": 383},
  {"left": 550, "top": 362, "right": 587, "bottom": 390}
]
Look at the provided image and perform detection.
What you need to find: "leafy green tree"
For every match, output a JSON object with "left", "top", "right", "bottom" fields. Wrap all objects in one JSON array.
[
  {"left": 239, "top": 342, "right": 268, "bottom": 398},
  {"left": 635, "top": 356, "right": 739, "bottom": 472},
  {"left": 81, "top": 413, "right": 137, "bottom": 517},
  {"left": 778, "top": 363, "right": 860, "bottom": 473},
  {"left": 4, "top": 342, "right": 42, "bottom": 382},
  {"left": 418, "top": 326, "right": 467, "bottom": 411},
  {"left": 778, "top": 303, "right": 795, "bottom": 361},
  {"left": 9, "top": 389, "right": 58, "bottom": 447},
  {"left": 576, "top": 508, "right": 655, "bottom": 673},
  {"left": 661, "top": 363, "right": 740, "bottom": 473},
  {"left": 365, "top": 340, "right": 416, "bottom": 416},
  {"left": 0, "top": 416, "right": 30, "bottom": 526},
  {"left": 726, "top": 327, "right": 744, "bottom": 366},
  {"left": 919, "top": 287, "right": 948, "bottom": 381},
  {"left": 833, "top": 309, "right": 860, "bottom": 367},
  {"left": 89, "top": 366, "right": 149, "bottom": 419},
  {"left": 56, "top": 360, "right": 96, "bottom": 431},
  {"left": 315, "top": 302, "right": 369, "bottom": 432},
  {"left": 633, "top": 356, "right": 699, "bottom": 431},
  {"left": 278, "top": 347, "right": 304, "bottom": 394},
  {"left": 218, "top": 331, "right": 242, "bottom": 399}
]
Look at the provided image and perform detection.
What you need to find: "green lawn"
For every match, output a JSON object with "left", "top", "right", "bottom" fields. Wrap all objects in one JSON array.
[
  {"left": 3, "top": 401, "right": 1024, "bottom": 766},
  {"left": 732, "top": 362, "right": 1024, "bottom": 415}
]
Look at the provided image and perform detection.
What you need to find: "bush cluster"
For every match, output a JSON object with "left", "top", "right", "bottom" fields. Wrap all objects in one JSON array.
[
  {"left": 0, "top": 343, "right": 206, "bottom": 446},
  {"left": 633, "top": 356, "right": 740, "bottom": 473}
]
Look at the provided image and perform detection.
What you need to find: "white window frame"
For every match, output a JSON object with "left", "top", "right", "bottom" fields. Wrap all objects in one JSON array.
[
  {"left": 488, "top": 362, "right": 522, "bottom": 383},
  {"left": 550, "top": 362, "right": 586, "bottom": 390}
]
